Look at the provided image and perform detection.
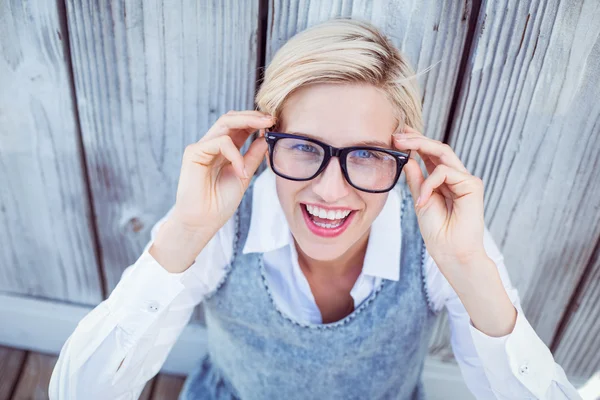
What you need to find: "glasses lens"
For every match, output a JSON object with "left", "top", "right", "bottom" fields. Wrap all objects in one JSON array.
[
  {"left": 272, "top": 138, "right": 325, "bottom": 179},
  {"left": 346, "top": 149, "right": 398, "bottom": 191}
]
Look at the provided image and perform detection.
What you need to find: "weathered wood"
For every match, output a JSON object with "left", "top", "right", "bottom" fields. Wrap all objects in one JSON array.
[
  {"left": 554, "top": 245, "right": 600, "bottom": 378},
  {"left": 443, "top": 0, "right": 600, "bottom": 371},
  {"left": 64, "top": 0, "right": 261, "bottom": 324},
  {"left": 0, "top": 346, "right": 27, "bottom": 400},
  {"left": 0, "top": 0, "right": 103, "bottom": 303},
  {"left": 265, "top": 0, "right": 475, "bottom": 360},
  {"left": 11, "top": 353, "right": 58, "bottom": 400},
  {"left": 151, "top": 374, "right": 185, "bottom": 400},
  {"left": 139, "top": 378, "right": 155, "bottom": 400}
]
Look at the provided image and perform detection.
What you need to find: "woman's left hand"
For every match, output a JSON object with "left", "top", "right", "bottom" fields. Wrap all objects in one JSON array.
[{"left": 393, "top": 126, "right": 487, "bottom": 272}]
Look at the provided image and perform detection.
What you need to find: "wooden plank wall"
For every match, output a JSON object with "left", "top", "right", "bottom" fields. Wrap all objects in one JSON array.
[
  {"left": 63, "top": 0, "right": 261, "bottom": 322},
  {"left": 0, "top": 0, "right": 599, "bottom": 381},
  {"left": 0, "top": 0, "right": 103, "bottom": 304},
  {"left": 446, "top": 0, "right": 600, "bottom": 377}
]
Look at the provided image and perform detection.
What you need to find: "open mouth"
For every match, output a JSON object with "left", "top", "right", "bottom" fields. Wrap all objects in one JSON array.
[{"left": 300, "top": 203, "right": 356, "bottom": 238}]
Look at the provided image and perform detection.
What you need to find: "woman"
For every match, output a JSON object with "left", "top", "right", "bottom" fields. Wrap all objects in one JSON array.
[{"left": 50, "top": 18, "right": 581, "bottom": 399}]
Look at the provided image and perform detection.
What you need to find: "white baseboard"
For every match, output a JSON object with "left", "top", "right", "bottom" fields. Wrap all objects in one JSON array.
[{"left": 0, "top": 293, "right": 587, "bottom": 400}]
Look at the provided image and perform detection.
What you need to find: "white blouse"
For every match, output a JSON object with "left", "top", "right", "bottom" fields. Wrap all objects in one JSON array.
[{"left": 49, "top": 168, "right": 582, "bottom": 400}]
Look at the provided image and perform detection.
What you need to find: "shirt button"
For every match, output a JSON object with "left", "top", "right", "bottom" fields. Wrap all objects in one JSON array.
[
  {"left": 147, "top": 301, "right": 160, "bottom": 313},
  {"left": 519, "top": 364, "right": 529, "bottom": 375}
]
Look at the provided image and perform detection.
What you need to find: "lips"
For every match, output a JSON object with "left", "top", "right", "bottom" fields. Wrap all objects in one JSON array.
[{"left": 300, "top": 203, "right": 356, "bottom": 238}]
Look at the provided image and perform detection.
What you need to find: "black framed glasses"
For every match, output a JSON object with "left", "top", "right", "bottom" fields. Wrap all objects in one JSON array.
[{"left": 264, "top": 131, "right": 410, "bottom": 193}]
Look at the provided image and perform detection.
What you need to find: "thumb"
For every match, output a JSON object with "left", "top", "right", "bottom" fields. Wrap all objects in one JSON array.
[
  {"left": 243, "top": 136, "right": 268, "bottom": 178},
  {"left": 403, "top": 158, "right": 425, "bottom": 206}
]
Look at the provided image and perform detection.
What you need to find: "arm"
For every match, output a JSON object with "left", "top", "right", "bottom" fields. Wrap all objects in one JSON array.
[
  {"left": 427, "top": 226, "right": 582, "bottom": 399},
  {"left": 49, "top": 207, "right": 234, "bottom": 400}
]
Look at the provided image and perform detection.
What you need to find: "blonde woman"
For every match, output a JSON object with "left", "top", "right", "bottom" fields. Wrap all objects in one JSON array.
[{"left": 50, "top": 18, "right": 581, "bottom": 400}]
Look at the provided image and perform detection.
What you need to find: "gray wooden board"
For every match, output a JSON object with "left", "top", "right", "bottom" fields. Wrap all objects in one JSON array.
[
  {"left": 64, "top": 0, "right": 261, "bottom": 324},
  {"left": 139, "top": 378, "right": 155, "bottom": 400},
  {"left": 266, "top": 0, "right": 474, "bottom": 360},
  {"left": 0, "top": 346, "right": 27, "bottom": 400},
  {"left": 0, "top": 0, "right": 103, "bottom": 303},
  {"left": 554, "top": 250, "right": 600, "bottom": 378},
  {"left": 151, "top": 374, "right": 186, "bottom": 400},
  {"left": 444, "top": 0, "right": 600, "bottom": 373},
  {"left": 11, "top": 353, "right": 58, "bottom": 400}
]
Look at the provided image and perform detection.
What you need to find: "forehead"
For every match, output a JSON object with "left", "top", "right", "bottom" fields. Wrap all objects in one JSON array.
[{"left": 279, "top": 83, "right": 399, "bottom": 147}]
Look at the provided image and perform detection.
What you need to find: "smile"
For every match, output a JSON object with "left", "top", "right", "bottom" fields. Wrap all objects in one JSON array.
[{"left": 301, "top": 203, "right": 356, "bottom": 238}]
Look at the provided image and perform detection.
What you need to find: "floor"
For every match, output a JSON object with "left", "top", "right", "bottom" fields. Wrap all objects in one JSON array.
[{"left": 0, "top": 346, "right": 185, "bottom": 400}]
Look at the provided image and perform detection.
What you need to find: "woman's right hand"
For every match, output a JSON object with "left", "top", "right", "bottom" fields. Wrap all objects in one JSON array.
[{"left": 170, "top": 110, "right": 273, "bottom": 236}]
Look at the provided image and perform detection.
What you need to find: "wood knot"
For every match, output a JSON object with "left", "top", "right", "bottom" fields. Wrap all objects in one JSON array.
[{"left": 128, "top": 217, "right": 144, "bottom": 233}]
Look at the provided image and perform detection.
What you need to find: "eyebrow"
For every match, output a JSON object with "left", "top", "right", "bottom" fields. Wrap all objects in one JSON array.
[{"left": 287, "top": 131, "right": 391, "bottom": 148}]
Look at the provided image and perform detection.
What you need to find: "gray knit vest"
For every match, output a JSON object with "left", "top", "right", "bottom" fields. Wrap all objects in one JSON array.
[{"left": 180, "top": 177, "right": 438, "bottom": 400}]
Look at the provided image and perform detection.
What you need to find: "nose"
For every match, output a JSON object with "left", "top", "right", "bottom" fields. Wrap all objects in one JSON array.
[{"left": 311, "top": 157, "right": 351, "bottom": 203}]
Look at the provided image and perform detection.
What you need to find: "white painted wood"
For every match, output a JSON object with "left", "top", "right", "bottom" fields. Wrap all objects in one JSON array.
[
  {"left": 0, "top": 0, "right": 102, "bottom": 303},
  {"left": 448, "top": 0, "right": 600, "bottom": 349},
  {"left": 554, "top": 255, "right": 600, "bottom": 378},
  {"left": 5, "top": 293, "right": 589, "bottom": 399},
  {"left": 64, "top": 1, "right": 261, "bottom": 323}
]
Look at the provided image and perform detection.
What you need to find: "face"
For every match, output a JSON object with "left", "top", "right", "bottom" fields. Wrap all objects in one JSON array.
[{"left": 270, "top": 83, "right": 400, "bottom": 263}]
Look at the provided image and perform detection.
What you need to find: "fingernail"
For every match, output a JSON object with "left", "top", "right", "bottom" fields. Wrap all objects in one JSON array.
[
  {"left": 415, "top": 196, "right": 421, "bottom": 207},
  {"left": 261, "top": 115, "right": 273, "bottom": 120},
  {"left": 243, "top": 167, "right": 249, "bottom": 178}
]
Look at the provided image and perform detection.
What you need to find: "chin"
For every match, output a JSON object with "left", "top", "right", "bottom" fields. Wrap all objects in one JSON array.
[{"left": 294, "top": 235, "right": 352, "bottom": 261}]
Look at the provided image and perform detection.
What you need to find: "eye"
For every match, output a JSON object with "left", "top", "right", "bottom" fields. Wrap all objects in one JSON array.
[
  {"left": 292, "top": 143, "right": 319, "bottom": 153},
  {"left": 353, "top": 149, "right": 379, "bottom": 159}
]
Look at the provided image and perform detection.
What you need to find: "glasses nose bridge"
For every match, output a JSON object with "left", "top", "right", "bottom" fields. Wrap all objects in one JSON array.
[{"left": 328, "top": 145, "right": 343, "bottom": 159}]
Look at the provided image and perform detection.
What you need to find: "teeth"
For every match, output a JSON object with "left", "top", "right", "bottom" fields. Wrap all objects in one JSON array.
[
  {"left": 314, "top": 220, "right": 343, "bottom": 228},
  {"left": 305, "top": 204, "right": 351, "bottom": 220}
]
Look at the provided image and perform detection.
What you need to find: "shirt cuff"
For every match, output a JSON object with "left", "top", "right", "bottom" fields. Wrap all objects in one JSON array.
[
  {"left": 469, "top": 308, "right": 555, "bottom": 398},
  {"left": 106, "top": 250, "right": 191, "bottom": 350}
]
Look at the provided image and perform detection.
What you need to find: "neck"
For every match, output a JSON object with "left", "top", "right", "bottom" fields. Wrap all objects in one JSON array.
[{"left": 295, "top": 229, "right": 371, "bottom": 279}]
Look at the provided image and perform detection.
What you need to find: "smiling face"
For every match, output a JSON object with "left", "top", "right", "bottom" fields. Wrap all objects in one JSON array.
[{"left": 271, "top": 83, "right": 400, "bottom": 263}]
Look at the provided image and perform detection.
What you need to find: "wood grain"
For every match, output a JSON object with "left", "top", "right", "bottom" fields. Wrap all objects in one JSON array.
[
  {"left": 151, "top": 374, "right": 186, "bottom": 400},
  {"left": 64, "top": 1, "right": 260, "bottom": 324},
  {"left": 139, "top": 378, "right": 155, "bottom": 400},
  {"left": 0, "top": 346, "right": 27, "bottom": 400},
  {"left": 0, "top": 0, "right": 102, "bottom": 303},
  {"left": 12, "top": 353, "right": 58, "bottom": 400},
  {"left": 554, "top": 245, "right": 600, "bottom": 378},
  {"left": 444, "top": 0, "right": 600, "bottom": 368}
]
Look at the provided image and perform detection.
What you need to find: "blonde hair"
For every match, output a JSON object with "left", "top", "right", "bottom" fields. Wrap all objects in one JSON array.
[{"left": 255, "top": 17, "right": 423, "bottom": 133}]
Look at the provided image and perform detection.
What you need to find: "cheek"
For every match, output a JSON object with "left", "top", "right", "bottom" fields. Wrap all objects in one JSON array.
[
  {"left": 357, "top": 193, "right": 387, "bottom": 224},
  {"left": 275, "top": 178, "right": 308, "bottom": 214}
]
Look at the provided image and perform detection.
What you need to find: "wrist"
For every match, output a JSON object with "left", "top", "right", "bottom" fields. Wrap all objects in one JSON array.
[
  {"left": 447, "top": 255, "right": 517, "bottom": 337},
  {"left": 149, "top": 218, "right": 213, "bottom": 273}
]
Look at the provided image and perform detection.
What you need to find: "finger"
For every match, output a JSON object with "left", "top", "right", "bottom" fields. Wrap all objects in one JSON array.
[
  {"left": 393, "top": 129, "right": 437, "bottom": 174},
  {"left": 187, "top": 135, "right": 247, "bottom": 179},
  {"left": 402, "top": 158, "right": 425, "bottom": 207},
  {"left": 243, "top": 136, "right": 268, "bottom": 179},
  {"left": 225, "top": 109, "right": 271, "bottom": 117},
  {"left": 418, "top": 164, "right": 481, "bottom": 207},
  {"left": 203, "top": 113, "right": 275, "bottom": 142},
  {"left": 393, "top": 134, "right": 468, "bottom": 173},
  {"left": 401, "top": 125, "right": 422, "bottom": 135}
]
